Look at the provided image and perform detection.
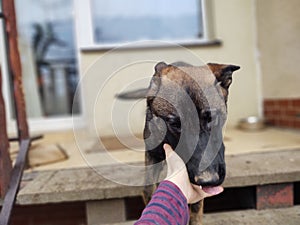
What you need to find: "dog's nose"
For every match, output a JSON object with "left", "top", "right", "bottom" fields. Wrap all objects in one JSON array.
[{"left": 194, "top": 171, "right": 221, "bottom": 186}]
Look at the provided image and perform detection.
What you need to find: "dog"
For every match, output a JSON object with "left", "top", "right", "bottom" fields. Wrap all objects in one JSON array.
[{"left": 117, "top": 61, "right": 240, "bottom": 224}]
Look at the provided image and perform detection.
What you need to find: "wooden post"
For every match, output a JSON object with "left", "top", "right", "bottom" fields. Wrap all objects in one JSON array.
[
  {"left": 2, "top": 0, "right": 29, "bottom": 140},
  {"left": 0, "top": 67, "right": 12, "bottom": 198}
]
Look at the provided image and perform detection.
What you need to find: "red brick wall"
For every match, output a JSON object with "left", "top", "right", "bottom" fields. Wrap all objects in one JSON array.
[
  {"left": 264, "top": 98, "right": 300, "bottom": 129},
  {"left": 4, "top": 202, "right": 87, "bottom": 225}
]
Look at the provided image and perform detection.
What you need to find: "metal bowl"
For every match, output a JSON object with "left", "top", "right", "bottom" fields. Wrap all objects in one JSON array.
[{"left": 238, "top": 116, "right": 266, "bottom": 131}]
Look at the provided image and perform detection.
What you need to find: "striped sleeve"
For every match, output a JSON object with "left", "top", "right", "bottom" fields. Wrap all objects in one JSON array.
[{"left": 135, "top": 180, "right": 189, "bottom": 225}]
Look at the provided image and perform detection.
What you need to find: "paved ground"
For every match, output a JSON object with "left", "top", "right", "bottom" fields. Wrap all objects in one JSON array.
[
  {"left": 204, "top": 206, "right": 300, "bottom": 225},
  {"left": 105, "top": 205, "right": 300, "bottom": 225}
]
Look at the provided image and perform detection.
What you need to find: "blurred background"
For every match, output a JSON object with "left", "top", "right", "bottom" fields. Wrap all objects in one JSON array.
[{"left": 1, "top": 0, "right": 299, "bottom": 137}]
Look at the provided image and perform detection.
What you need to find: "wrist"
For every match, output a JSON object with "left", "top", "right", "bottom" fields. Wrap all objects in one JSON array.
[{"left": 164, "top": 178, "right": 189, "bottom": 201}]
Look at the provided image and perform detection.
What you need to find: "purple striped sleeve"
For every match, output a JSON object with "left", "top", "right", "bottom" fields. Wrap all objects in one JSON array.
[{"left": 135, "top": 180, "right": 189, "bottom": 225}]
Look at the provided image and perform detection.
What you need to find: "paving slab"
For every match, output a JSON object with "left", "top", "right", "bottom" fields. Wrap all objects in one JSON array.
[
  {"left": 203, "top": 206, "right": 300, "bottom": 225},
  {"left": 223, "top": 148, "right": 300, "bottom": 187},
  {"left": 14, "top": 148, "right": 300, "bottom": 205},
  {"left": 29, "top": 128, "right": 300, "bottom": 171}
]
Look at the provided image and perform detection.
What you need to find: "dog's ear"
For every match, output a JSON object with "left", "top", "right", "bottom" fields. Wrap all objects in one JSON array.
[
  {"left": 116, "top": 62, "right": 167, "bottom": 99},
  {"left": 207, "top": 63, "right": 240, "bottom": 89},
  {"left": 154, "top": 61, "right": 168, "bottom": 75},
  {"left": 207, "top": 63, "right": 240, "bottom": 102}
]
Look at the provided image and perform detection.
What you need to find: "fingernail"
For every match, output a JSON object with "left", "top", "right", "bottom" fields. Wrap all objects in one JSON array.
[{"left": 163, "top": 144, "right": 170, "bottom": 150}]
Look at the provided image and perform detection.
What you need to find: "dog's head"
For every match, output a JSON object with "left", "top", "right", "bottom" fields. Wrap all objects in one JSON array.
[{"left": 118, "top": 62, "right": 240, "bottom": 187}]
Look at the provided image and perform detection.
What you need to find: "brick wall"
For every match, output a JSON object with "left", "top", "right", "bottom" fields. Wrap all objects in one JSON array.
[{"left": 264, "top": 98, "right": 300, "bottom": 129}]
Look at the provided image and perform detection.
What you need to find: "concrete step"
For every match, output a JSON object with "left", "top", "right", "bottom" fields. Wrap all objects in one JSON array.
[
  {"left": 104, "top": 205, "right": 300, "bottom": 225},
  {"left": 18, "top": 149, "right": 300, "bottom": 205},
  {"left": 203, "top": 206, "right": 300, "bottom": 225}
]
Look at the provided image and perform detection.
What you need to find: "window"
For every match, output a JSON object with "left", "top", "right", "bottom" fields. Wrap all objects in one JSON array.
[
  {"left": 0, "top": 1, "right": 216, "bottom": 133},
  {"left": 76, "top": 0, "right": 216, "bottom": 49},
  {"left": 15, "top": 0, "right": 81, "bottom": 117},
  {"left": 0, "top": 0, "right": 83, "bottom": 133}
]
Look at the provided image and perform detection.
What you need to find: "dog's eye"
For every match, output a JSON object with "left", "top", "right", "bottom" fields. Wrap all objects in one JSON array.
[
  {"left": 201, "top": 109, "right": 219, "bottom": 130},
  {"left": 166, "top": 115, "right": 181, "bottom": 130},
  {"left": 201, "top": 110, "right": 212, "bottom": 123}
]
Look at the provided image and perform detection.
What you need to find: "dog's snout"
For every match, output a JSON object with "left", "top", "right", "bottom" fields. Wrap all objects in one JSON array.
[
  {"left": 194, "top": 172, "right": 220, "bottom": 186},
  {"left": 192, "top": 163, "right": 226, "bottom": 186}
]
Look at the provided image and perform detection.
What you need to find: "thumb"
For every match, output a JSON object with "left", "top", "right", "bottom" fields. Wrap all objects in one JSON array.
[
  {"left": 163, "top": 144, "right": 185, "bottom": 176},
  {"left": 163, "top": 144, "right": 173, "bottom": 158},
  {"left": 163, "top": 144, "right": 178, "bottom": 176},
  {"left": 163, "top": 143, "right": 185, "bottom": 166}
]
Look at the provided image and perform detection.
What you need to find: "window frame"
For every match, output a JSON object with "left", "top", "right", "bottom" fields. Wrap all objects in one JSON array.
[
  {"left": 0, "top": 2, "right": 86, "bottom": 136},
  {"left": 75, "top": 0, "right": 217, "bottom": 50}
]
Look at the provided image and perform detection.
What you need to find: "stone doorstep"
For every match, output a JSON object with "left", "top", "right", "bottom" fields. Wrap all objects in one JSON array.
[
  {"left": 101, "top": 205, "right": 300, "bottom": 225},
  {"left": 14, "top": 148, "right": 300, "bottom": 225},
  {"left": 15, "top": 148, "right": 300, "bottom": 206},
  {"left": 5, "top": 148, "right": 300, "bottom": 225}
]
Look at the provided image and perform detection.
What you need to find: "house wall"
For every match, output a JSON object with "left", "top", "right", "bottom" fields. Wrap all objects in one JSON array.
[
  {"left": 79, "top": 0, "right": 260, "bottom": 137},
  {"left": 256, "top": 0, "right": 300, "bottom": 129},
  {"left": 257, "top": 0, "right": 300, "bottom": 99}
]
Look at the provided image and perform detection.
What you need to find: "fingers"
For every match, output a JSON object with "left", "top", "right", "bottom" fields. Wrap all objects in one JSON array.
[
  {"left": 163, "top": 144, "right": 178, "bottom": 177},
  {"left": 189, "top": 185, "right": 206, "bottom": 203},
  {"left": 163, "top": 144, "right": 185, "bottom": 170},
  {"left": 189, "top": 185, "right": 213, "bottom": 204}
]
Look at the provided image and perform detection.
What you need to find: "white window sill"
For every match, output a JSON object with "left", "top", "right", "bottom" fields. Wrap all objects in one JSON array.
[{"left": 79, "top": 39, "right": 222, "bottom": 52}]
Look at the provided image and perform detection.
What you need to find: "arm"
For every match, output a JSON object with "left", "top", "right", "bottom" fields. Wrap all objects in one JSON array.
[{"left": 135, "top": 180, "right": 189, "bottom": 225}]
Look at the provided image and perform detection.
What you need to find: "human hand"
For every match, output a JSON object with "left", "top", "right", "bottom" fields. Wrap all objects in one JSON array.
[{"left": 163, "top": 144, "right": 223, "bottom": 204}]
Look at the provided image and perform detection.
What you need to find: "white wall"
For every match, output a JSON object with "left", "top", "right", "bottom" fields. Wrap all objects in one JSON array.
[{"left": 257, "top": 0, "right": 300, "bottom": 99}]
